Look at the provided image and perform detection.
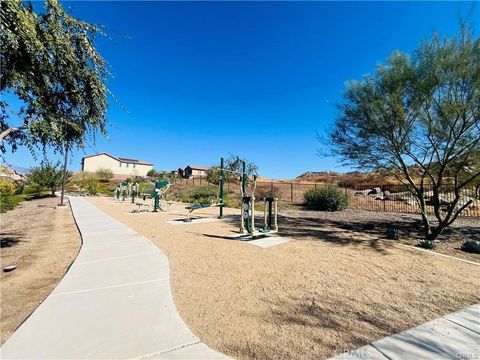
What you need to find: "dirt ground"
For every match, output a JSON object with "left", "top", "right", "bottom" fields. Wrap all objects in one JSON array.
[
  {"left": 89, "top": 197, "right": 480, "bottom": 360},
  {"left": 0, "top": 197, "right": 81, "bottom": 345}
]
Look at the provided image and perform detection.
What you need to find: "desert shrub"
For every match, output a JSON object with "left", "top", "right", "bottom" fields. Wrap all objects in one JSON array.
[
  {"left": 95, "top": 168, "right": 114, "bottom": 182},
  {"left": 0, "top": 180, "right": 21, "bottom": 213},
  {"left": 461, "top": 240, "right": 480, "bottom": 254},
  {"left": 418, "top": 239, "right": 436, "bottom": 249},
  {"left": 176, "top": 185, "right": 218, "bottom": 203},
  {"left": 385, "top": 224, "right": 400, "bottom": 240},
  {"left": 84, "top": 177, "right": 99, "bottom": 196},
  {"left": 304, "top": 186, "right": 349, "bottom": 211}
]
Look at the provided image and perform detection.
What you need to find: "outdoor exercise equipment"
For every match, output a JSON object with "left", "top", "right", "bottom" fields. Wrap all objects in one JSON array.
[
  {"left": 181, "top": 157, "right": 279, "bottom": 236},
  {"left": 152, "top": 180, "right": 171, "bottom": 212},
  {"left": 131, "top": 181, "right": 138, "bottom": 204},
  {"left": 120, "top": 180, "right": 129, "bottom": 201}
]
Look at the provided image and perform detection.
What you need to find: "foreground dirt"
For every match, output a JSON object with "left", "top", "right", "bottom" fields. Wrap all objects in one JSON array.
[
  {"left": 89, "top": 197, "right": 480, "bottom": 360},
  {"left": 0, "top": 197, "right": 81, "bottom": 345}
]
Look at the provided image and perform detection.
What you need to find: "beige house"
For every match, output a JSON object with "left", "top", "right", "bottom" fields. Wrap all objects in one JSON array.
[{"left": 81, "top": 153, "right": 153, "bottom": 177}]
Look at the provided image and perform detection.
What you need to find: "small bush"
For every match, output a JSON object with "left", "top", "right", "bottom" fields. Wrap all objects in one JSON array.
[
  {"left": 0, "top": 180, "right": 21, "bottom": 213},
  {"left": 461, "top": 240, "right": 480, "bottom": 254},
  {"left": 304, "top": 186, "right": 349, "bottom": 211},
  {"left": 341, "top": 222, "right": 354, "bottom": 230},
  {"left": 96, "top": 168, "right": 114, "bottom": 182},
  {"left": 176, "top": 185, "right": 218, "bottom": 203},
  {"left": 0, "top": 180, "right": 16, "bottom": 196},
  {"left": 386, "top": 224, "right": 400, "bottom": 240},
  {"left": 418, "top": 239, "right": 436, "bottom": 249}
]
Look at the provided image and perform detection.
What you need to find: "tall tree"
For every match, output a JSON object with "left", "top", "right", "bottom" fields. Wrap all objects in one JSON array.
[
  {"left": 28, "top": 160, "right": 71, "bottom": 195},
  {"left": 330, "top": 25, "right": 480, "bottom": 240},
  {"left": 0, "top": 0, "right": 108, "bottom": 154}
]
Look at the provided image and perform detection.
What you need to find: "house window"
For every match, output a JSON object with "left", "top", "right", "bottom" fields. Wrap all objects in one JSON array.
[
  {"left": 133, "top": 164, "right": 136, "bottom": 168},
  {"left": 126, "top": 163, "right": 129, "bottom": 168},
  {"left": 119, "top": 162, "right": 122, "bottom": 167}
]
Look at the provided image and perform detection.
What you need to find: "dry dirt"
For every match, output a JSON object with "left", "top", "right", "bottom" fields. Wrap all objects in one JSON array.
[
  {"left": 88, "top": 197, "right": 480, "bottom": 360},
  {"left": 0, "top": 197, "right": 81, "bottom": 345}
]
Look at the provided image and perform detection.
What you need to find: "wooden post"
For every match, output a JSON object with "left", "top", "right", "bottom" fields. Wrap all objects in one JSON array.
[{"left": 291, "top": 183, "right": 293, "bottom": 202}]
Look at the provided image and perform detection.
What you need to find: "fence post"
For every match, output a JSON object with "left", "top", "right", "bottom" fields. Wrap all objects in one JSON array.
[
  {"left": 315, "top": 183, "right": 317, "bottom": 190},
  {"left": 291, "top": 183, "right": 293, "bottom": 202},
  {"left": 382, "top": 185, "right": 386, "bottom": 212}
]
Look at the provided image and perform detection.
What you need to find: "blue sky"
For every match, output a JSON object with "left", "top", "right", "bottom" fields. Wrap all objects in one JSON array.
[{"left": 2, "top": 1, "right": 477, "bottom": 179}]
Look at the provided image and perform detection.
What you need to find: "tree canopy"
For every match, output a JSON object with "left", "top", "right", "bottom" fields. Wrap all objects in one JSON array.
[
  {"left": 207, "top": 155, "right": 259, "bottom": 185},
  {"left": 0, "top": 0, "right": 108, "bottom": 154},
  {"left": 28, "top": 160, "right": 71, "bottom": 195},
  {"left": 330, "top": 24, "right": 480, "bottom": 240}
]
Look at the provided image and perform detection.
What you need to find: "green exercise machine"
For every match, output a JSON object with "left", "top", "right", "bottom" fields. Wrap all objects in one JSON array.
[
  {"left": 152, "top": 180, "right": 171, "bottom": 212},
  {"left": 184, "top": 157, "right": 279, "bottom": 237}
]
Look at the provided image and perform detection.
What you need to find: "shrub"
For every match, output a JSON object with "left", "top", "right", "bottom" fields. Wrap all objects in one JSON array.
[
  {"left": 84, "top": 177, "right": 99, "bottom": 196},
  {"left": 386, "top": 224, "right": 400, "bottom": 240},
  {"left": 96, "top": 168, "right": 114, "bottom": 182},
  {"left": 304, "top": 186, "right": 349, "bottom": 211},
  {"left": 176, "top": 185, "right": 218, "bottom": 203},
  {"left": 0, "top": 180, "right": 16, "bottom": 196},
  {"left": 461, "top": 240, "right": 480, "bottom": 254},
  {"left": 0, "top": 180, "right": 21, "bottom": 213},
  {"left": 418, "top": 239, "right": 436, "bottom": 249}
]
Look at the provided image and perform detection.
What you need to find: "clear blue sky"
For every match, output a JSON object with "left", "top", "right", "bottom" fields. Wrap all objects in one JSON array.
[{"left": 2, "top": 1, "right": 477, "bottom": 179}]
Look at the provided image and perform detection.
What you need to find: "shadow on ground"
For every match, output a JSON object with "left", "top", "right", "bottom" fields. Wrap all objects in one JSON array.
[{"left": 0, "top": 231, "right": 27, "bottom": 248}]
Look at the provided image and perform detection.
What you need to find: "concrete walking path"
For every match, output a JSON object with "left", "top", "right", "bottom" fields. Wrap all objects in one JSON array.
[
  {"left": 1, "top": 197, "right": 229, "bottom": 359},
  {"left": 332, "top": 303, "right": 480, "bottom": 360}
]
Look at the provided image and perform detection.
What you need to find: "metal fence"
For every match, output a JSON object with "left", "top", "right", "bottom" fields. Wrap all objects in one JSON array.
[{"left": 171, "top": 177, "right": 480, "bottom": 218}]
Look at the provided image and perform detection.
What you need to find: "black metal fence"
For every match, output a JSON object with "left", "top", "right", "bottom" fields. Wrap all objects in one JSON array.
[{"left": 171, "top": 177, "right": 480, "bottom": 218}]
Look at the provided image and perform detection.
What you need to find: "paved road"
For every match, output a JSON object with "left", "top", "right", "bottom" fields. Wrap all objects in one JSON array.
[
  {"left": 331, "top": 303, "right": 480, "bottom": 360},
  {"left": 1, "top": 197, "right": 229, "bottom": 359}
]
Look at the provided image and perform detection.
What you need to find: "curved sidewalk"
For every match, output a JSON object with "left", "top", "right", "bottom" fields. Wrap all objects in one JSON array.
[{"left": 1, "top": 197, "right": 229, "bottom": 360}]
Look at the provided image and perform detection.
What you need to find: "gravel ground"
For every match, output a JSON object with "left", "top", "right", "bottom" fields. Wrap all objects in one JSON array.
[
  {"left": 281, "top": 207, "right": 480, "bottom": 262},
  {"left": 0, "top": 197, "right": 81, "bottom": 345},
  {"left": 89, "top": 197, "right": 480, "bottom": 360}
]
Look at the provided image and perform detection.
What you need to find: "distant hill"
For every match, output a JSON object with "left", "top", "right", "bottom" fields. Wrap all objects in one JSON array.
[{"left": 292, "top": 170, "right": 402, "bottom": 187}]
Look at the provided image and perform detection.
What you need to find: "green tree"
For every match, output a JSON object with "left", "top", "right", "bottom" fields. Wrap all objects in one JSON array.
[
  {"left": 207, "top": 155, "right": 259, "bottom": 184},
  {"left": 0, "top": 0, "right": 108, "bottom": 154},
  {"left": 330, "top": 25, "right": 480, "bottom": 240},
  {"left": 28, "top": 160, "right": 71, "bottom": 195}
]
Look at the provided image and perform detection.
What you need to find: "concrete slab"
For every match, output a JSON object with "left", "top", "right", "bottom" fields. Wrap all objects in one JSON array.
[
  {"left": 145, "top": 343, "right": 230, "bottom": 359},
  {"left": 246, "top": 236, "right": 292, "bottom": 248},
  {"left": 166, "top": 217, "right": 224, "bottom": 225},
  {"left": 329, "top": 345, "right": 388, "bottom": 359},
  {"left": 444, "top": 306, "right": 480, "bottom": 334},
  {"left": 80, "top": 232, "right": 146, "bottom": 246},
  {"left": 372, "top": 317, "right": 480, "bottom": 360},
  {"left": 52, "top": 252, "right": 169, "bottom": 294},
  {"left": 1, "top": 281, "right": 197, "bottom": 359},
  {"left": 75, "top": 237, "right": 160, "bottom": 264}
]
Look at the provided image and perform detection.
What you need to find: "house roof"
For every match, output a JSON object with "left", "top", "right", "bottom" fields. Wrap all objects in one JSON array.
[
  {"left": 185, "top": 165, "right": 210, "bottom": 171},
  {"left": 82, "top": 152, "right": 153, "bottom": 166}
]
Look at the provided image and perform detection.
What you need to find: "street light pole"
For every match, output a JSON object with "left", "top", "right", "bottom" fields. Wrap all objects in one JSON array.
[{"left": 59, "top": 144, "right": 69, "bottom": 206}]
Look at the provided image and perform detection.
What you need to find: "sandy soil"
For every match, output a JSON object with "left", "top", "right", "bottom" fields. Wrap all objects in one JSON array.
[
  {"left": 0, "top": 197, "right": 81, "bottom": 345},
  {"left": 89, "top": 197, "right": 480, "bottom": 360}
]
